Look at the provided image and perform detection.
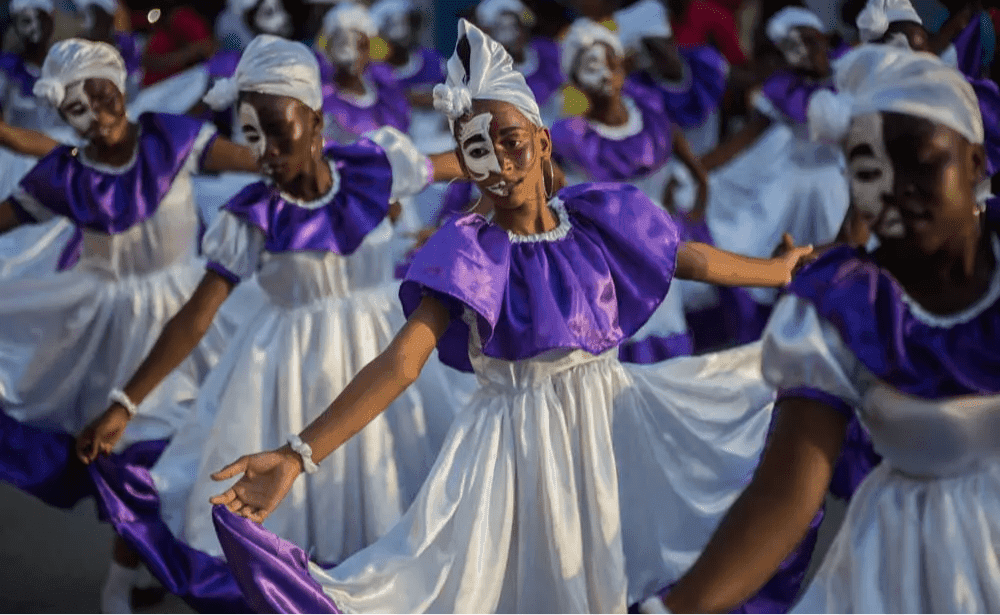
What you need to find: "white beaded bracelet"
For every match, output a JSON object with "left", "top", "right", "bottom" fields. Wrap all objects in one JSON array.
[
  {"left": 287, "top": 434, "right": 319, "bottom": 474},
  {"left": 108, "top": 388, "right": 139, "bottom": 418}
]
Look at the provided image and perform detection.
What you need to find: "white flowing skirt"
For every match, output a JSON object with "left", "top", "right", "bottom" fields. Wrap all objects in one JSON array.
[
  {"left": 0, "top": 256, "right": 228, "bottom": 447},
  {"left": 307, "top": 342, "right": 774, "bottom": 613},
  {"left": 152, "top": 280, "right": 473, "bottom": 565},
  {"left": 794, "top": 461, "right": 1000, "bottom": 613}
]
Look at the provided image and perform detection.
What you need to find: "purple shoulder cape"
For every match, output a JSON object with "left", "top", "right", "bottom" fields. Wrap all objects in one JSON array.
[
  {"left": 12, "top": 113, "right": 212, "bottom": 233},
  {"left": 523, "top": 37, "right": 564, "bottom": 106},
  {"left": 322, "top": 62, "right": 411, "bottom": 137},
  {"left": 639, "top": 45, "right": 728, "bottom": 128},
  {"left": 551, "top": 78, "right": 672, "bottom": 183},
  {"left": 221, "top": 138, "right": 392, "bottom": 256},
  {"left": 784, "top": 227, "right": 1000, "bottom": 399},
  {"left": 0, "top": 52, "right": 36, "bottom": 99},
  {"left": 400, "top": 183, "right": 680, "bottom": 372},
  {"left": 394, "top": 46, "right": 446, "bottom": 89}
]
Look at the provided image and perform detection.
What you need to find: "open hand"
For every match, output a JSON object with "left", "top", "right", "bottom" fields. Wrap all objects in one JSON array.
[
  {"left": 209, "top": 446, "right": 304, "bottom": 524},
  {"left": 772, "top": 233, "right": 815, "bottom": 283},
  {"left": 76, "top": 404, "right": 131, "bottom": 464}
]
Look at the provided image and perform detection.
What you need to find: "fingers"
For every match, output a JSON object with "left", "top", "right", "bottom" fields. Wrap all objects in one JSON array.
[
  {"left": 211, "top": 456, "right": 249, "bottom": 481},
  {"left": 209, "top": 487, "right": 238, "bottom": 506},
  {"left": 75, "top": 432, "right": 94, "bottom": 465}
]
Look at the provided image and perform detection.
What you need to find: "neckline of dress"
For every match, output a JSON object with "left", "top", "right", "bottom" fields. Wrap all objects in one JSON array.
[
  {"left": 336, "top": 74, "right": 377, "bottom": 108},
  {"left": 277, "top": 159, "right": 342, "bottom": 209},
  {"left": 896, "top": 234, "right": 1000, "bottom": 328},
  {"left": 76, "top": 128, "right": 141, "bottom": 174},
  {"left": 586, "top": 96, "right": 643, "bottom": 141},
  {"left": 504, "top": 197, "right": 572, "bottom": 243},
  {"left": 392, "top": 50, "right": 425, "bottom": 80}
]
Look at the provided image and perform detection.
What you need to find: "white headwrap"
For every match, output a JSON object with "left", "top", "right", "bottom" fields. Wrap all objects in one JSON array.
[
  {"left": 433, "top": 19, "right": 542, "bottom": 128},
  {"left": 321, "top": 1, "right": 377, "bottom": 39},
  {"left": 203, "top": 34, "right": 323, "bottom": 111},
  {"left": 33, "top": 38, "right": 126, "bottom": 107},
  {"left": 766, "top": 7, "right": 825, "bottom": 44},
  {"left": 560, "top": 18, "right": 624, "bottom": 79},
  {"left": 369, "top": 0, "right": 413, "bottom": 31},
  {"left": 10, "top": 0, "right": 54, "bottom": 14},
  {"left": 856, "top": 0, "right": 922, "bottom": 43},
  {"left": 614, "top": 0, "right": 672, "bottom": 53},
  {"left": 475, "top": 0, "right": 533, "bottom": 30},
  {"left": 807, "top": 44, "right": 983, "bottom": 147},
  {"left": 73, "top": 0, "right": 118, "bottom": 14}
]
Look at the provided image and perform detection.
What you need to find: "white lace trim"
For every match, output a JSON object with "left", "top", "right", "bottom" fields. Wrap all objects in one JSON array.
[
  {"left": 392, "top": 51, "right": 426, "bottom": 81},
  {"left": 900, "top": 234, "right": 1000, "bottom": 328},
  {"left": 277, "top": 159, "right": 342, "bottom": 209},
  {"left": 514, "top": 45, "right": 540, "bottom": 79},
  {"left": 657, "top": 59, "right": 692, "bottom": 94},
  {"left": 336, "top": 74, "right": 377, "bottom": 108},
  {"left": 506, "top": 197, "right": 572, "bottom": 243},
  {"left": 588, "top": 96, "right": 644, "bottom": 141}
]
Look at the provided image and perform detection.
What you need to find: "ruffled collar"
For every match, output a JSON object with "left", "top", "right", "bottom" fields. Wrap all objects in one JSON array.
[
  {"left": 504, "top": 198, "right": 573, "bottom": 243},
  {"left": 275, "top": 160, "right": 341, "bottom": 209},
  {"left": 587, "top": 96, "right": 644, "bottom": 141}
]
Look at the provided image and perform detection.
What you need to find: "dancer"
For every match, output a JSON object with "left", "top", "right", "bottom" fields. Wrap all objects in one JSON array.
[
  {"left": 368, "top": 0, "right": 446, "bottom": 100},
  {"left": 208, "top": 20, "right": 816, "bottom": 615},
  {"left": 0, "top": 38, "right": 259, "bottom": 614},
  {"left": 660, "top": 45, "right": 1000, "bottom": 614}
]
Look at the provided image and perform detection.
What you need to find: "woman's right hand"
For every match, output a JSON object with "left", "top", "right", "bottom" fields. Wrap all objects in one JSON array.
[{"left": 209, "top": 446, "right": 305, "bottom": 523}]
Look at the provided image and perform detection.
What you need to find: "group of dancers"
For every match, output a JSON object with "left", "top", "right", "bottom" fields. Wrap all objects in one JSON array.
[{"left": 0, "top": 0, "right": 997, "bottom": 613}]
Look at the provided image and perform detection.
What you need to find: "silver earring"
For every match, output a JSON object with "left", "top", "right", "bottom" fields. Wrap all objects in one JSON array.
[{"left": 544, "top": 159, "right": 555, "bottom": 200}]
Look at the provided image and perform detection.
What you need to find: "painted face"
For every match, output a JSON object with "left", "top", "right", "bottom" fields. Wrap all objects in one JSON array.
[
  {"left": 778, "top": 29, "right": 809, "bottom": 69},
  {"left": 459, "top": 112, "right": 502, "bottom": 183},
  {"left": 574, "top": 43, "right": 616, "bottom": 96},
  {"left": 13, "top": 9, "right": 45, "bottom": 46},
  {"left": 328, "top": 27, "right": 360, "bottom": 67},
  {"left": 490, "top": 13, "right": 522, "bottom": 48},
  {"left": 780, "top": 27, "right": 829, "bottom": 76},
  {"left": 59, "top": 78, "right": 129, "bottom": 145},
  {"left": 383, "top": 12, "right": 410, "bottom": 44},
  {"left": 846, "top": 113, "right": 905, "bottom": 239},
  {"left": 60, "top": 81, "right": 98, "bottom": 136},
  {"left": 239, "top": 92, "right": 321, "bottom": 187},
  {"left": 252, "top": 0, "right": 293, "bottom": 38}
]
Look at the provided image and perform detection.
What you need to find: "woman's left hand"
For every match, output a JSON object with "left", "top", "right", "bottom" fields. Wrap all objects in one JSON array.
[{"left": 209, "top": 446, "right": 304, "bottom": 523}]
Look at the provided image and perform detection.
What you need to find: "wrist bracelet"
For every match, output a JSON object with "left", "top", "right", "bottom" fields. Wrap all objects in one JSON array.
[
  {"left": 287, "top": 434, "right": 319, "bottom": 474},
  {"left": 108, "top": 388, "right": 139, "bottom": 418}
]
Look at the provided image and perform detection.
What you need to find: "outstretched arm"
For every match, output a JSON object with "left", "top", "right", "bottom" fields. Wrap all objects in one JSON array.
[
  {"left": 0, "top": 121, "right": 59, "bottom": 158},
  {"left": 201, "top": 137, "right": 260, "bottom": 174},
  {"left": 76, "top": 270, "right": 235, "bottom": 462},
  {"left": 675, "top": 236, "right": 813, "bottom": 288},
  {"left": 210, "top": 294, "right": 451, "bottom": 522},
  {"left": 664, "top": 398, "right": 847, "bottom": 613}
]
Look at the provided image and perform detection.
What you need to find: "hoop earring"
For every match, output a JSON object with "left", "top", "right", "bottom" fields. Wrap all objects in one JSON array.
[{"left": 544, "top": 158, "right": 555, "bottom": 200}]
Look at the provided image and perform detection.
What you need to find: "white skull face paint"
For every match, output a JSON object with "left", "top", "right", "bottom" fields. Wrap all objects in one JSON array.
[
  {"left": 239, "top": 102, "right": 267, "bottom": 161},
  {"left": 253, "top": 0, "right": 293, "bottom": 38},
  {"left": 14, "top": 9, "right": 44, "bottom": 46},
  {"left": 384, "top": 13, "right": 410, "bottom": 44},
  {"left": 460, "top": 112, "right": 502, "bottom": 183},
  {"left": 328, "top": 28, "right": 360, "bottom": 67},
  {"left": 779, "top": 29, "right": 809, "bottom": 69},
  {"left": 575, "top": 44, "right": 612, "bottom": 95},
  {"left": 490, "top": 13, "right": 521, "bottom": 48},
  {"left": 846, "top": 113, "right": 905, "bottom": 239},
  {"left": 60, "top": 82, "right": 98, "bottom": 137}
]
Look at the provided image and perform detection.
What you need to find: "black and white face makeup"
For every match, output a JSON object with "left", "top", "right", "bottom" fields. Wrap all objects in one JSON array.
[
  {"left": 846, "top": 112, "right": 905, "bottom": 239},
  {"left": 574, "top": 43, "right": 613, "bottom": 96},
  {"left": 460, "top": 112, "right": 503, "bottom": 186},
  {"left": 14, "top": 9, "right": 45, "bottom": 46},
  {"left": 58, "top": 77, "right": 129, "bottom": 146},
  {"left": 252, "top": 0, "right": 293, "bottom": 38},
  {"left": 778, "top": 28, "right": 809, "bottom": 69},
  {"left": 239, "top": 101, "right": 267, "bottom": 160},
  {"left": 490, "top": 12, "right": 521, "bottom": 48},
  {"left": 328, "top": 27, "right": 360, "bottom": 67},
  {"left": 61, "top": 81, "right": 100, "bottom": 135}
]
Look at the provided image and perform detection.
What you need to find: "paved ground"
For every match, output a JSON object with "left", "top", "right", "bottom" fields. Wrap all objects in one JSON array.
[{"left": 0, "top": 478, "right": 848, "bottom": 614}]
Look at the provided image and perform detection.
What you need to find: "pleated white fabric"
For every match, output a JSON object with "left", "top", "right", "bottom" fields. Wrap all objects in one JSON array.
[{"left": 307, "top": 338, "right": 774, "bottom": 613}]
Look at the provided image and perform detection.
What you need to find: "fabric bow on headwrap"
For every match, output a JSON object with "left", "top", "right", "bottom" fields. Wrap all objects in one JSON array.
[
  {"left": 856, "top": 0, "right": 922, "bottom": 43},
  {"left": 203, "top": 34, "right": 323, "bottom": 111},
  {"left": 33, "top": 38, "right": 126, "bottom": 108},
  {"left": 10, "top": 0, "right": 54, "bottom": 14},
  {"left": 766, "top": 7, "right": 825, "bottom": 44},
  {"left": 433, "top": 19, "right": 542, "bottom": 128},
  {"left": 614, "top": 0, "right": 673, "bottom": 54},
  {"left": 475, "top": 0, "right": 534, "bottom": 30},
  {"left": 807, "top": 44, "right": 984, "bottom": 150},
  {"left": 560, "top": 18, "right": 624, "bottom": 79}
]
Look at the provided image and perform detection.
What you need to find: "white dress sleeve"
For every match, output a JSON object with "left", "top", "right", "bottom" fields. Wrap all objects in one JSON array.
[
  {"left": 187, "top": 123, "right": 221, "bottom": 175},
  {"left": 761, "top": 294, "right": 864, "bottom": 415},
  {"left": 201, "top": 210, "right": 266, "bottom": 282},
  {"left": 363, "top": 126, "right": 432, "bottom": 201}
]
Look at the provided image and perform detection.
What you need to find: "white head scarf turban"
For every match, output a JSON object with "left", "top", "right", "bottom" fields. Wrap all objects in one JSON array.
[
  {"left": 433, "top": 18, "right": 542, "bottom": 128},
  {"left": 475, "top": 0, "right": 533, "bottom": 30},
  {"left": 204, "top": 34, "right": 323, "bottom": 111},
  {"left": 560, "top": 18, "right": 624, "bottom": 79},
  {"left": 33, "top": 38, "right": 126, "bottom": 107},
  {"left": 369, "top": 0, "right": 413, "bottom": 31},
  {"left": 321, "top": 1, "right": 377, "bottom": 39},
  {"left": 808, "top": 44, "right": 983, "bottom": 148},
  {"left": 766, "top": 6, "right": 825, "bottom": 44},
  {"left": 856, "top": 0, "right": 922, "bottom": 43},
  {"left": 614, "top": 0, "right": 672, "bottom": 53},
  {"left": 72, "top": 0, "right": 118, "bottom": 15},
  {"left": 10, "top": 0, "right": 54, "bottom": 14}
]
